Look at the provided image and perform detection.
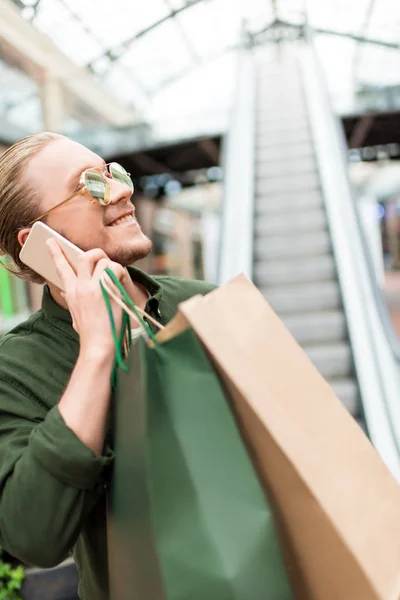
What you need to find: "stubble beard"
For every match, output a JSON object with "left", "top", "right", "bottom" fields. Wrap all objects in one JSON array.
[
  {"left": 55, "top": 224, "right": 153, "bottom": 267},
  {"left": 108, "top": 237, "right": 153, "bottom": 267}
]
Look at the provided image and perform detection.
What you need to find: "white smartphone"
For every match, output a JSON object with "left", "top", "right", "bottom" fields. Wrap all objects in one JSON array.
[{"left": 19, "top": 221, "right": 84, "bottom": 290}]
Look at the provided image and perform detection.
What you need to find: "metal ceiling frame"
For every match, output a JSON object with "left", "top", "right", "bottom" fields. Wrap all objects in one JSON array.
[
  {"left": 86, "top": 0, "right": 209, "bottom": 70},
  {"left": 54, "top": 0, "right": 150, "bottom": 97},
  {"left": 352, "top": 0, "right": 377, "bottom": 81},
  {"left": 10, "top": 0, "right": 41, "bottom": 17},
  {"left": 314, "top": 26, "right": 400, "bottom": 51},
  {"left": 251, "top": 18, "right": 400, "bottom": 51},
  {"left": 146, "top": 14, "right": 400, "bottom": 96},
  {"left": 7, "top": 0, "right": 400, "bottom": 109},
  {"left": 163, "top": 0, "right": 201, "bottom": 62}
]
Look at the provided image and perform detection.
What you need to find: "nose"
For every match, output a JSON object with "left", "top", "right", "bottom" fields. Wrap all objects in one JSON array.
[{"left": 108, "top": 178, "right": 132, "bottom": 205}]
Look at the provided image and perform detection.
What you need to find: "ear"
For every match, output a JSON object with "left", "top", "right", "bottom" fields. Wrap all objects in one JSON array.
[{"left": 17, "top": 228, "right": 31, "bottom": 249}]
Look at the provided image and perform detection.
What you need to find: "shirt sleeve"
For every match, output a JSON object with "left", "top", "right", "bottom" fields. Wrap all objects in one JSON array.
[
  {"left": 0, "top": 376, "right": 112, "bottom": 568},
  {"left": 30, "top": 405, "right": 113, "bottom": 489}
]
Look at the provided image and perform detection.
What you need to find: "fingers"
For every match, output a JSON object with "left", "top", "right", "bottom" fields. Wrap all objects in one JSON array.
[
  {"left": 93, "top": 258, "right": 126, "bottom": 284},
  {"left": 76, "top": 248, "right": 108, "bottom": 280},
  {"left": 46, "top": 240, "right": 77, "bottom": 291},
  {"left": 47, "top": 241, "right": 126, "bottom": 293}
]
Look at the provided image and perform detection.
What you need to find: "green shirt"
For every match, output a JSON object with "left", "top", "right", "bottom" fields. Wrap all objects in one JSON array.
[{"left": 0, "top": 267, "right": 215, "bottom": 600}]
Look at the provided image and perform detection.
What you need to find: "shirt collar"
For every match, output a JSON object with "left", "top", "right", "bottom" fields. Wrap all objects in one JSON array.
[{"left": 41, "top": 266, "right": 162, "bottom": 335}]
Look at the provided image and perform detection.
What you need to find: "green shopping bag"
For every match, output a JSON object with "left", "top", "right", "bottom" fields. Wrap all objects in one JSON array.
[{"left": 102, "top": 270, "right": 293, "bottom": 600}]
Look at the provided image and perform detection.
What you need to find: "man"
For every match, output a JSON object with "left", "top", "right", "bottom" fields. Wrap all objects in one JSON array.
[{"left": 0, "top": 133, "right": 215, "bottom": 599}]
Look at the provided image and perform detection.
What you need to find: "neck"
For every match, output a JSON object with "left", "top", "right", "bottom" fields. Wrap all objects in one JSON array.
[
  {"left": 47, "top": 268, "right": 150, "bottom": 312},
  {"left": 48, "top": 284, "right": 69, "bottom": 309}
]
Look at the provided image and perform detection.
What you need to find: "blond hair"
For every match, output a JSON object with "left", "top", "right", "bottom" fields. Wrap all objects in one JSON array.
[{"left": 0, "top": 132, "right": 63, "bottom": 283}]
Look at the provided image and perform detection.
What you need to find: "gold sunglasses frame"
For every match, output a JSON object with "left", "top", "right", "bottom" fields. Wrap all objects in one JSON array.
[{"left": 28, "top": 162, "right": 132, "bottom": 227}]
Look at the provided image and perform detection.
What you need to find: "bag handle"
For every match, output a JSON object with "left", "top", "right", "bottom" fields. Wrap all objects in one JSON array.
[
  {"left": 101, "top": 270, "right": 164, "bottom": 335},
  {"left": 100, "top": 268, "right": 165, "bottom": 375}
]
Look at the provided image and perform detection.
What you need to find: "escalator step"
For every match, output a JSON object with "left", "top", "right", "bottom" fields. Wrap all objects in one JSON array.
[
  {"left": 304, "top": 342, "right": 353, "bottom": 379},
  {"left": 254, "top": 207, "right": 327, "bottom": 236},
  {"left": 254, "top": 253, "right": 335, "bottom": 286},
  {"left": 256, "top": 141, "right": 315, "bottom": 163},
  {"left": 329, "top": 379, "right": 360, "bottom": 416},
  {"left": 256, "top": 128, "right": 311, "bottom": 148},
  {"left": 254, "top": 230, "right": 331, "bottom": 260},
  {"left": 281, "top": 310, "right": 346, "bottom": 345},
  {"left": 257, "top": 120, "right": 310, "bottom": 137},
  {"left": 256, "top": 156, "right": 317, "bottom": 177},
  {"left": 255, "top": 171, "right": 320, "bottom": 195},
  {"left": 255, "top": 189, "right": 323, "bottom": 215},
  {"left": 256, "top": 105, "right": 306, "bottom": 122},
  {"left": 257, "top": 87, "right": 304, "bottom": 104},
  {"left": 260, "top": 280, "right": 341, "bottom": 314},
  {"left": 256, "top": 114, "right": 308, "bottom": 131}
]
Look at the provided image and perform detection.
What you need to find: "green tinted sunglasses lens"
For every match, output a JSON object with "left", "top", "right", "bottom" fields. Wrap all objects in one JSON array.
[
  {"left": 85, "top": 169, "right": 110, "bottom": 206},
  {"left": 110, "top": 162, "right": 134, "bottom": 191}
]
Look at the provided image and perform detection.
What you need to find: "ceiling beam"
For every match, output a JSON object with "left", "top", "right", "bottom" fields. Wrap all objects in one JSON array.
[
  {"left": 349, "top": 113, "right": 375, "bottom": 148},
  {"left": 87, "top": 0, "right": 209, "bottom": 69},
  {"left": 198, "top": 138, "right": 219, "bottom": 163},
  {"left": 132, "top": 152, "right": 173, "bottom": 175},
  {"left": 352, "top": 0, "right": 377, "bottom": 79},
  {"left": 252, "top": 20, "right": 400, "bottom": 52},
  {"left": 163, "top": 0, "right": 200, "bottom": 62},
  {"left": 0, "top": 0, "right": 136, "bottom": 126},
  {"left": 55, "top": 0, "right": 149, "bottom": 96},
  {"left": 250, "top": 19, "right": 304, "bottom": 46},
  {"left": 313, "top": 26, "right": 400, "bottom": 51}
]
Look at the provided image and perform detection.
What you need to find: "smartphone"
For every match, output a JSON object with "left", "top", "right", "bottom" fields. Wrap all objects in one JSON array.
[{"left": 19, "top": 221, "right": 84, "bottom": 290}]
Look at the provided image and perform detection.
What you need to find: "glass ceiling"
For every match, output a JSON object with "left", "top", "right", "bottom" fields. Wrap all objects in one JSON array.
[{"left": 5, "top": 0, "right": 400, "bottom": 138}]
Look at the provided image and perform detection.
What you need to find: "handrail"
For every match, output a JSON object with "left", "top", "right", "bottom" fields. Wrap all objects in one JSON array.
[
  {"left": 300, "top": 39, "right": 400, "bottom": 480},
  {"left": 323, "top": 85, "right": 400, "bottom": 363},
  {"left": 217, "top": 49, "right": 255, "bottom": 284}
]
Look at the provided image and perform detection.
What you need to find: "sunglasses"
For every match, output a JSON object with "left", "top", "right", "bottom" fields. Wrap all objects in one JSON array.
[{"left": 29, "top": 162, "right": 134, "bottom": 226}]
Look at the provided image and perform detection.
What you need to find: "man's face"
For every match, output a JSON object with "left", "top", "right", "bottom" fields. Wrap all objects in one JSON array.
[{"left": 25, "top": 137, "right": 152, "bottom": 265}]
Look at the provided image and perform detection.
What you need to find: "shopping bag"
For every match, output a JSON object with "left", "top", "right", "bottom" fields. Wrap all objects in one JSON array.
[
  {"left": 175, "top": 273, "right": 400, "bottom": 600},
  {"left": 102, "top": 271, "right": 293, "bottom": 600}
]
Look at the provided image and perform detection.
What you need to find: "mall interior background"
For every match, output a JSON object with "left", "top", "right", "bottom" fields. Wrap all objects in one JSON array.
[
  {"left": 0, "top": 0, "right": 398, "bottom": 351},
  {"left": 2, "top": 0, "right": 400, "bottom": 594}
]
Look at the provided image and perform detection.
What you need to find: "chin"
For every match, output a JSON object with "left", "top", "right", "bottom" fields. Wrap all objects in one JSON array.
[{"left": 111, "top": 238, "right": 153, "bottom": 266}]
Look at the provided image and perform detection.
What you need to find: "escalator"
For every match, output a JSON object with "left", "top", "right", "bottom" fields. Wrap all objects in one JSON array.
[
  {"left": 218, "top": 42, "right": 400, "bottom": 480},
  {"left": 252, "top": 52, "right": 360, "bottom": 422}
]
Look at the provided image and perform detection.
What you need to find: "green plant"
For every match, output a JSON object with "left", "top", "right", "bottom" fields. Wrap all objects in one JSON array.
[{"left": 0, "top": 547, "right": 24, "bottom": 600}]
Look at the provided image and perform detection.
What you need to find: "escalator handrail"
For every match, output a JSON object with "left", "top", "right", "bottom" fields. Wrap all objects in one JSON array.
[
  {"left": 320, "top": 81, "right": 400, "bottom": 364},
  {"left": 305, "top": 34, "right": 400, "bottom": 367},
  {"left": 301, "top": 39, "right": 400, "bottom": 480},
  {"left": 217, "top": 50, "right": 255, "bottom": 284}
]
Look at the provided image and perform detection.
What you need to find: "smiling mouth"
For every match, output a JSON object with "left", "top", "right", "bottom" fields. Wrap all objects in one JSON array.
[{"left": 109, "top": 214, "right": 136, "bottom": 227}]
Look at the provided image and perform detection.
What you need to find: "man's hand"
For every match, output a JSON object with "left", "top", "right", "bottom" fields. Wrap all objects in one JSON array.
[{"left": 47, "top": 240, "right": 126, "bottom": 359}]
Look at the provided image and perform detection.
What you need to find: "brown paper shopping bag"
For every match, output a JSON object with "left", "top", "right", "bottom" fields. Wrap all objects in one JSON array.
[{"left": 175, "top": 274, "right": 400, "bottom": 600}]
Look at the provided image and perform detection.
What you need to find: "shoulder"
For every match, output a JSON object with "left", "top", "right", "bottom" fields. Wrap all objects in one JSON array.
[
  {"left": 155, "top": 276, "right": 216, "bottom": 303},
  {"left": 0, "top": 311, "right": 45, "bottom": 352},
  {"left": 0, "top": 311, "right": 47, "bottom": 391}
]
